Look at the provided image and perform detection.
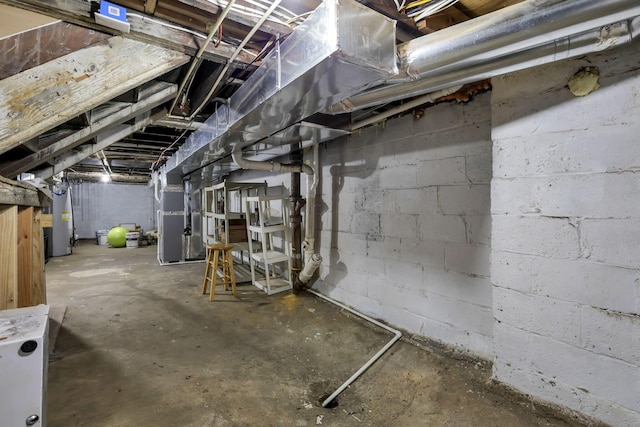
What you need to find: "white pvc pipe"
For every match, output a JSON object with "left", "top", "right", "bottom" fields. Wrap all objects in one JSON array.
[
  {"left": 232, "top": 148, "right": 313, "bottom": 175},
  {"left": 302, "top": 143, "right": 320, "bottom": 265},
  {"left": 298, "top": 253, "right": 322, "bottom": 284},
  {"left": 306, "top": 289, "right": 402, "bottom": 408}
]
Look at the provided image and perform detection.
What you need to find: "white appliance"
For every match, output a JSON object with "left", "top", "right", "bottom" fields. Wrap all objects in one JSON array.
[{"left": 0, "top": 305, "right": 50, "bottom": 426}]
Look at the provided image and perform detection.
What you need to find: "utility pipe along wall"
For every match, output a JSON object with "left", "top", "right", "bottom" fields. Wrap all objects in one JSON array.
[{"left": 327, "top": 0, "right": 640, "bottom": 114}]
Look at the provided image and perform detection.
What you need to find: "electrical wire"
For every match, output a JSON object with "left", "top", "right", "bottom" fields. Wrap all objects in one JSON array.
[
  {"left": 408, "top": 0, "right": 459, "bottom": 21},
  {"left": 151, "top": 128, "right": 191, "bottom": 171},
  {"left": 127, "top": 12, "right": 259, "bottom": 59},
  {"left": 204, "top": 0, "right": 293, "bottom": 26},
  {"left": 404, "top": 0, "right": 434, "bottom": 10}
]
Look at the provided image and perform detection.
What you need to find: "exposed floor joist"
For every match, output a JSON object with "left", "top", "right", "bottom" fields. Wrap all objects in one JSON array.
[
  {"left": 0, "top": 21, "right": 110, "bottom": 80},
  {"left": 35, "top": 111, "right": 161, "bottom": 181},
  {"left": 0, "top": 37, "right": 187, "bottom": 155},
  {"left": 1, "top": 82, "right": 176, "bottom": 178},
  {"left": 0, "top": 0, "right": 255, "bottom": 65}
]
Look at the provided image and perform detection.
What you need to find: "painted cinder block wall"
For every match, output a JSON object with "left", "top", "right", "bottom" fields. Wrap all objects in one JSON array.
[
  {"left": 490, "top": 41, "right": 640, "bottom": 425},
  {"left": 232, "top": 92, "right": 494, "bottom": 358},
  {"left": 229, "top": 41, "right": 640, "bottom": 424},
  {"left": 313, "top": 93, "right": 494, "bottom": 358},
  {"left": 71, "top": 182, "right": 156, "bottom": 239}
]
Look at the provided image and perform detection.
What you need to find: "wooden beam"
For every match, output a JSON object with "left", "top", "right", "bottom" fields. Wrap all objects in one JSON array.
[
  {"left": 144, "top": 0, "right": 159, "bottom": 14},
  {"left": 0, "top": 82, "right": 177, "bottom": 177},
  {"left": 0, "top": 205, "right": 18, "bottom": 310},
  {"left": 31, "top": 208, "right": 46, "bottom": 305},
  {"left": 0, "top": 21, "right": 110, "bottom": 80},
  {"left": 64, "top": 171, "right": 151, "bottom": 183},
  {"left": 0, "top": 38, "right": 187, "bottom": 155},
  {"left": 41, "top": 213, "right": 53, "bottom": 228},
  {"left": 0, "top": 176, "right": 41, "bottom": 206},
  {"left": 417, "top": 5, "right": 471, "bottom": 33},
  {"left": 34, "top": 111, "right": 161, "bottom": 180},
  {"left": 0, "top": 0, "right": 255, "bottom": 65},
  {"left": 17, "top": 206, "right": 34, "bottom": 308}
]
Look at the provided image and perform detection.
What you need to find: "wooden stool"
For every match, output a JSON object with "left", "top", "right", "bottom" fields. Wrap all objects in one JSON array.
[{"left": 202, "top": 243, "right": 237, "bottom": 300}]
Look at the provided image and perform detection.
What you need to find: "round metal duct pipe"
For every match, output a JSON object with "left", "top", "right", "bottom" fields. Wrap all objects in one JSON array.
[
  {"left": 326, "top": 0, "right": 640, "bottom": 114},
  {"left": 398, "top": 0, "right": 640, "bottom": 82}
]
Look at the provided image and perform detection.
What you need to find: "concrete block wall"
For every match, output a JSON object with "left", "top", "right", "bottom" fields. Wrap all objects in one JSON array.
[
  {"left": 491, "top": 41, "right": 640, "bottom": 425},
  {"left": 230, "top": 94, "right": 493, "bottom": 357},
  {"left": 313, "top": 92, "right": 494, "bottom": 357},
  {"left": 71, "top": 182, "right": 155, "bottom": 239}
]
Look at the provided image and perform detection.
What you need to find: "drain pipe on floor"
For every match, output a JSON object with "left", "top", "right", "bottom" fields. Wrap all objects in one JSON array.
[{"left": 307, "top": 289, "right": 402, "bottom": 408}]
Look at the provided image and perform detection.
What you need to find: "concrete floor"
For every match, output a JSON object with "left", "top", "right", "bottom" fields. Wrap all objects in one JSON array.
[{"left": 45, "top": 241, "right": 586, "bottom": 427}]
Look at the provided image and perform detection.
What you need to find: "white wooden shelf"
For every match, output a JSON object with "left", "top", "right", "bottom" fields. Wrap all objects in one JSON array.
[{"left": 244, "top": 195, "right": 292, "bottom": 295}]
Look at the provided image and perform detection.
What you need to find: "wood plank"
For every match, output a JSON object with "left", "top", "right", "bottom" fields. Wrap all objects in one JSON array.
[
  {"left": 416, "top": 6, "right": 471, "bottom": 33},
  {"left": 34, "top": 109, "right": 162, "bottom": 180},
  {"left": 0, "top": 175, "right": 41, "bottom": 206},
  {"left": 0, "top": 21, "right": 110, "bottom": 80},
  {"left": 17, "top": 206, "right": 34, "bottom": 308},
  {"left": 31, "top": 208, "right": 47, "bottom": 305},
  {"left": 144, "top": 0, "right": 158, "bottom": 14},
  {"left": 0, "top": 205, "right": 18, "bottom": 310},
  {"left": 1, "top": 82, "right": 177, "bottom": 177},
  {"left": 0, "top": 0, "right": 255, "bottom": 65},
  {"left": 457, "top": 0, "right": 523, "bottom": 18},
  {"left": 41, "top": 213, "right": 53, "bottom": 228},
  {"left": 0, "top": 37, "right": 188, "bottom": 155}
]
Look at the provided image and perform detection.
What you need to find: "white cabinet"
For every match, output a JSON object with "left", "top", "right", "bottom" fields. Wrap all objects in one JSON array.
[
  {"left": 0, "top": 305, "right": 50, "bottom": 427},
  {"left": 245, "top": 195, "right": 292, "bottom": 295}
]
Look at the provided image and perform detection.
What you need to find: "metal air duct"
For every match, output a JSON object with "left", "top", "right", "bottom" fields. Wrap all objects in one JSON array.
[
  {"left": 161, "top": 0, "right": 396, "bottom": 182},
  {"left": 328, "top": 0, "right": 640, "bottom": 114}
]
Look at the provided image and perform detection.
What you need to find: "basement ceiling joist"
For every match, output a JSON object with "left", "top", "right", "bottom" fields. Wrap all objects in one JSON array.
[
  {"left": 0, "top": 82, "right": 178, "bottom": 177},
  {"left": 0, "top": 21, "right": 110, "bottom": 80},
  {"left": 35, "top": 110, "right": 161, "bottom": 180},
  {"left": 0, "top": 0, "right": 530, "bottom": 183},
  {"left": 0, "top": 36, "right": 188, "bottom": 155},
  {"left": 0, "top": 0, "right": 256, "bottom": 65}
]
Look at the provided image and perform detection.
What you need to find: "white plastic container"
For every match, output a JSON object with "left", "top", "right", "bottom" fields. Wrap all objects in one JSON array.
[
  {"left": 96, "top": 230, "right": 108, "bottom": 246},
  {"left": 125, "top": 232, "right": 140, "bottom": 248},
  {"left": 0, "top": 305, "right": 50, "bottom": 427}
]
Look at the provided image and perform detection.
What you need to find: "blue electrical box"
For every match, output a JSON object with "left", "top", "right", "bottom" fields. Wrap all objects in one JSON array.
[
  {"left": 96, "top": 1, "right": 130, "bottom": 33},
  {"left": 100, "top": 1, "right": 127, "bottom": 22}
]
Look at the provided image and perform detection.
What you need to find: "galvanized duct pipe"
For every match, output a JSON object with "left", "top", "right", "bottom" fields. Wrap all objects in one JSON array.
[
  {"left": 398, "top": 0, "right": 640, "bottom": 81},
  {"left": 328, "top": 1, "right": 640, "bottom": 114}
]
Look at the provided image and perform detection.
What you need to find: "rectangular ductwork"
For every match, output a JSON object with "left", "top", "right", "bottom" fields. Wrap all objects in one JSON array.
[{"left": 161, "top": 0, "right": 396, "bottom": 182}]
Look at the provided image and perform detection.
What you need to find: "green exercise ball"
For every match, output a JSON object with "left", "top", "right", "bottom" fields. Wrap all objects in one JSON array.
[{"left": 107, "top": 226, "right": 128, "bottom": 248}]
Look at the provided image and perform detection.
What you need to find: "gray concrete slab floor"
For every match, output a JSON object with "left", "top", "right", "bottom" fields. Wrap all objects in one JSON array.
[{"left": 45, "top": 241, "right": 585, "bottom": 427}]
